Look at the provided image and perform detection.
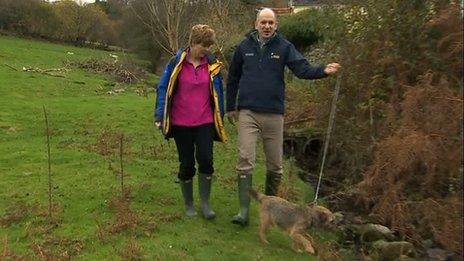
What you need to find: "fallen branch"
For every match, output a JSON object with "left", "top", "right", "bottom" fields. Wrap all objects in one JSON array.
[
  {"left": 3, "top": 63, "right": 18, "bottom": 71},
  {"left": 431, "top": 96, "right": 463, "bottom": 103},
  {"left": 23, "top": 66, "right": 67, "bottom": 78}
]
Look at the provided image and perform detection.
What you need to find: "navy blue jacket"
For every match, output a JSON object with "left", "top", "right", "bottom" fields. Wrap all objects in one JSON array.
[{"left": 226, "top": 31, "right": 327, "bottom": 114}]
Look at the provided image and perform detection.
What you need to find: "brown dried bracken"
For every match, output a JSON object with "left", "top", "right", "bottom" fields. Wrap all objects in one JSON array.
[{"left": 312, "top": 2, "right": 463, "bottom": 255}]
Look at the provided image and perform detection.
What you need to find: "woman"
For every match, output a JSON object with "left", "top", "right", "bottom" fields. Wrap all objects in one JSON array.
[{"left": 154, "top": 24, "right": 227, "bottom": 219}]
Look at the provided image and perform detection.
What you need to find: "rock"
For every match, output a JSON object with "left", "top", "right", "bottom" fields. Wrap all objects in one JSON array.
[
  {"left": 371, "top": 240, "right": 416, "bottom": 260},
  {"left": 422, "top": 239, "right": 435, "bottom": 249},
  {"left": 351, "top": 223, "right": 395, "bottom": 242},
  {"left": 425, "top": 248, "right": 459, "bottom": 261}
]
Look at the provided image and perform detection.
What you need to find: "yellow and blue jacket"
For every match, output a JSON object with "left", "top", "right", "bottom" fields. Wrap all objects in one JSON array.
[{"left": 154, "top": 49, "right": 227, "bottom": 142}]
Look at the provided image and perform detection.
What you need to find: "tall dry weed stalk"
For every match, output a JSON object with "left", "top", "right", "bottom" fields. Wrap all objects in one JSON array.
[
  {"left": 120, "top": 134, "right": 125, "bottom": 199},
  {"left": 43, "top": 105, "right": 53, "bottom": 220}
]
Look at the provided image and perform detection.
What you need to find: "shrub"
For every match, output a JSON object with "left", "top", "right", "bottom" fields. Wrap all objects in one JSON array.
[
  {"left": 278, "top": 8, "right": 322, "bottom": 51},
  {"left": 296, "top": 0, "right": 462, "bottom": 253}
]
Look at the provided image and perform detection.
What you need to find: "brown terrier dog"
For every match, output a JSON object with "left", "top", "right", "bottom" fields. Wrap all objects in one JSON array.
[{"left": 250, "top": 189, "right": 336, "bottom": 254}]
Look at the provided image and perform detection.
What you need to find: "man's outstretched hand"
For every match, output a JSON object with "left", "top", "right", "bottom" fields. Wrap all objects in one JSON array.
[
  {"left": 226, "top": 111, "right": 238, "bottom": 125},
  {"left": 324, "top": 63, "right": 341, "bottom": 75}
]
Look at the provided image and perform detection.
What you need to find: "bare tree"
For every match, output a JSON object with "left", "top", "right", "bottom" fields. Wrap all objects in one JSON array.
[
  {"left": 130, "top": 0, "right": 198, "bottom": 54},
  {"left": 198, "top": 0, "right": 255, "bottom": 68}
]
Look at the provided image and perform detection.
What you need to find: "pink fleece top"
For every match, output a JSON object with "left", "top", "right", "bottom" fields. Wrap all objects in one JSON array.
[{"left": 170, "top": 53, "right": 214, "bottom": 127}]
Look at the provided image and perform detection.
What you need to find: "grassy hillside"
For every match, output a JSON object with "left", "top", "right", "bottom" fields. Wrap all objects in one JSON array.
[{"left": 0, "top": 36, "right": 347, "bottom": 260}]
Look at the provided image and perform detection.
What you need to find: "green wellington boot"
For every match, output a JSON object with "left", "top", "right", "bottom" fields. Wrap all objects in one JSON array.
[
  {"left": 264, "top": 172, "right": 282, "bottom": 196},
  {"left": 179, "top": 179, "right": 197, "bottom": 217},
  {"left": 198, "top": 174, "right": 216, "bottom": 220},
  {"left": 231, "top": 174, "right": 252, "bottom": 226}
]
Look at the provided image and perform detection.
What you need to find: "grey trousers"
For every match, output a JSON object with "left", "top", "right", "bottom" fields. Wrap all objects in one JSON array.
[{"left": 236, "top": 109, "right": 284, "bottom": 176}]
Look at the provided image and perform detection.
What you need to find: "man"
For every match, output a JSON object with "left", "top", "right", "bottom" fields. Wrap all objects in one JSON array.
[{"left": 226, "top": 8, "right": 340, "bottom": 226}]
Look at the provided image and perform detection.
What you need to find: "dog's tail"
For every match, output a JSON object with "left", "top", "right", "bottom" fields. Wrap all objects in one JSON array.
[{"left": 249, "top": 188, "right": 265, "bottom": 203}]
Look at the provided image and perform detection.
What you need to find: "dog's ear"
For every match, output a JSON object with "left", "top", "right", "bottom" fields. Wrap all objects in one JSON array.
[
  {"left": 313, "top": 206, "right": 335, "bottom": 226},
  {"left": 315, "top": 210, "right": 329, "bottom": 224}
]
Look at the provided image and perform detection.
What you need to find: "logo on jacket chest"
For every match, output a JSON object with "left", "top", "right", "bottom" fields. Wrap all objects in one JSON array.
[
  {"left": 244, "top": 52, "right": 280, "bottom": 60},
  {"left": 270, "top": 52, "right": 280, "bottom": 59}
]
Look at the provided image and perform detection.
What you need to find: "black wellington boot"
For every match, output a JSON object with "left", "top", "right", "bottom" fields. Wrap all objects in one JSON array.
[
  {"left": 180, "top": 179, "right": 197, "bottom": 217},
  {"left": 198, "top": 174, "right": 216, "bottom": 220},
  {"left": 231, "top": 174, "right": 252, "bottom": 226},
  {"left": 264, "top": 172, "right": 282, "bottom": 196}
]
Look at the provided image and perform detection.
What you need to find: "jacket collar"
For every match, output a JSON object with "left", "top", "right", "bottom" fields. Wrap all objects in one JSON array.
[
  {"left": 185, "top": 48, "right": 208, "bottom": 66},
  {"left": 246, "top": 30, "right": 280, "bottom": 46},
  {"left": 177, "top": 47, "right": 218, "bottom": 66},
  {"left": 175, "top": 48, "right": 222, "bottom": 77}
]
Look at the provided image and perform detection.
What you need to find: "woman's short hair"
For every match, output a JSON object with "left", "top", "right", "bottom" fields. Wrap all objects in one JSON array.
[{"left": 189, "top": 24, "right": 215, "bottom": 47}]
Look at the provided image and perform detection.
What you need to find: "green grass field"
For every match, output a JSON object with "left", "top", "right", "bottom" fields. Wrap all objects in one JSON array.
[{"left": 0, "top": 35, "right": 349, "bottom": 260}]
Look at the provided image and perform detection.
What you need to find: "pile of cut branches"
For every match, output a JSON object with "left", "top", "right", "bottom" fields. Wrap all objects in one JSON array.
[{"left": 65, "top": 58, "right": 147, "bottom": 84}]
